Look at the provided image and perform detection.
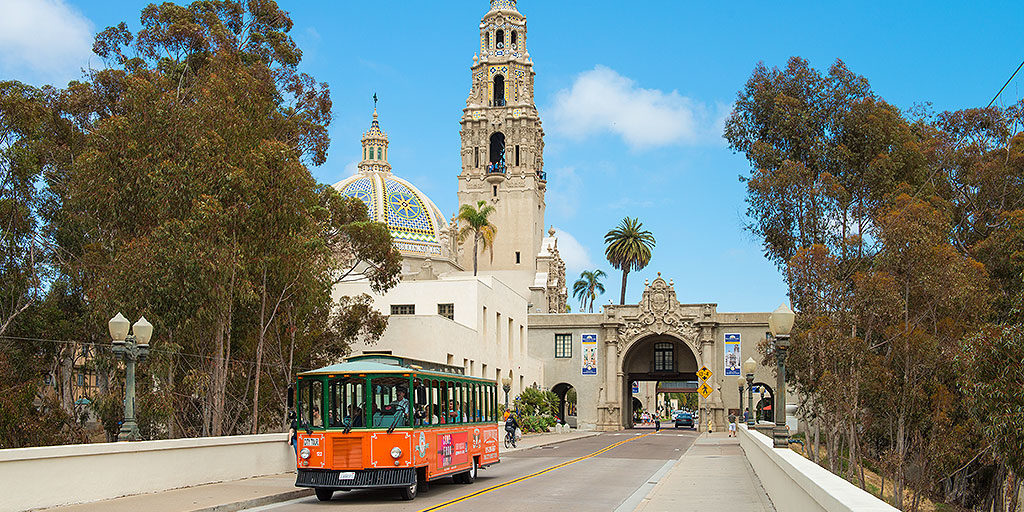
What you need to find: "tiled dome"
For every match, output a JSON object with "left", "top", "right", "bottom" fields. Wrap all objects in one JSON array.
[
  {"left": 333, "top": 108, "right": 448, "bottom": 257},
  {"left": 334, "top": 173, "right": 448, "bottom": 257}
]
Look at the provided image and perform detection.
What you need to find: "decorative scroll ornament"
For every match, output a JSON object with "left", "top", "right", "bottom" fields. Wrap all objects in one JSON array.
[{"left": 616, "top": 276, "right": 700, "bottom": 349}]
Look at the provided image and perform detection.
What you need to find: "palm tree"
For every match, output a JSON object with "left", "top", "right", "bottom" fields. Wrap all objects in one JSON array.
[
  {"left": 604, "top": 217, "right": 656, "bottom": 305},
  {"left": 457, "top": 200, "right": 497, "bottom": 276},
  {"left": 572, "top": 270, "right": 607, "bottom": 313}
]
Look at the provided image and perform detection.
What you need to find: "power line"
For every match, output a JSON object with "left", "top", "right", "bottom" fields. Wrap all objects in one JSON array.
[{"left": 987, "top": 59, "right": 1024, "bottom": 108}]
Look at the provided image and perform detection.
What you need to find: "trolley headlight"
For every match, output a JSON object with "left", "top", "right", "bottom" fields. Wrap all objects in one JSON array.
[
  {"left": 390, "top": 447, "right": 402, "bottom": 459},
  {"left": 300, "top": 448, "right": 311, "bottom": 460}
]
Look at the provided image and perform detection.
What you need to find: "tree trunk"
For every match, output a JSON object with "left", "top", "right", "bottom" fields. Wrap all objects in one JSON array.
[
  {"left": 211, "top": 318, "right": 226, "bottom": 436},
  {"left": 619, "top": 268, "right": 629, "bottom": 305},
  {"left": 473, "top": 233, "right": 479, "bottom": 275},
  {"left": 60, "top": 346, "right": 74, "bottom": 416},
  {"left": 812, "top": 417, "right": 820, "bottom": 465},
  {"left": 252, "top": 269, "right": 267, "bottom": 434}
]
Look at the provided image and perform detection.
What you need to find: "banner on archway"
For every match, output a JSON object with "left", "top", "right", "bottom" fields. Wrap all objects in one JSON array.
[
  {"left": 581, "top": 333, "right": 598, "bottom": 375},
  {"left": 725, "top": 333, "right": 741, "bottom": 376}
]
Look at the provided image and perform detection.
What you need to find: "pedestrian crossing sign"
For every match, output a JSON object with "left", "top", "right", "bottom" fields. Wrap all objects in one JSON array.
[
  {"left": 698, "top": 382, "right": 713, "bottom": 399},
  {"left": 697, "top": 366, "right": 712, "bottom": 382}
]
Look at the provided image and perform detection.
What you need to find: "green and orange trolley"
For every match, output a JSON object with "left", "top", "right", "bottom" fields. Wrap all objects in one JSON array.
[{"left": 291, "top": 355, "right": 500, "bottom": 501}]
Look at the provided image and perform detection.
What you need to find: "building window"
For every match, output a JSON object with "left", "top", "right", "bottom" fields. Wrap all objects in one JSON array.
[
  {"left": 555, "top": 334, "right": 572, "bottom": 358},
  {"left": 511, "top": 31, "right": 518, "bottom": 46},
  {"left": 654, "top": 342, "right": 674, "bottom": 372},
  {"left": 496, "top": 30, "right": 504, "bottom": 49},
  {"left": 76, "top": 374, "right": 84, "bottom": 386},
  {"left": 377, "top": 147, "right": 382, "bottom": 160},
  {"left": 391, "top": 304, "right": 415, "bottom": 315},
  {"left": 515, "top": 145, "right": 520, "bottom": 166},
  {"left": 493, "top": 185, "right": 498, "bottom": 197},
  {"left": 438, "top": 303, "right": 454, "bottom": 320},
  {"left": 515, "top": 251, "right": 521, "bottom": 264},
  {"left": 474, "top": 147, "right": 480, "bottom": 168}
]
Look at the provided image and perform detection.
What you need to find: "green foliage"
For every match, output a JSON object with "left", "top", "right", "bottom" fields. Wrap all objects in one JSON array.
[
  {"left": 456, "top": 200, "right": 497, "bottom": 276},
  {"left": 958, "top": 326, "right": 1024, "bottom": 475},
  {"left": 725, "top": 56, "right": 1019, "bottom": 510},
  {"left": 516, "top": 387, "right": 558, "bottom": 417},
  {"left": 604, "top": 217, "right": 655, "bottom": 304},
  {"left": 519, "top": 414, "right": 555, "bottom": 433},
  {"left": 571, "top": 269, "right": 606, "bottom": 313},
  {"left": 0, "top": 0, "right": 402, "bottom": 445}
]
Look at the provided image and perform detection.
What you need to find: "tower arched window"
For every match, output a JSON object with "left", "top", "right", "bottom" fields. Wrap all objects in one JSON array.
[
  {"left": 496, "top": 30, "right": 504, "bottom": 49},
  {"left": 485, "top": 33, "right": 490, "bottom": 49},
  {"left": 511, "top": 31, "right": 517, "bottom": 47},
  {"left": 377, "top": 147, "right": 382, "bottom": 160},
  {"left": 489, "top": 132, "right": 506, "bottom": 173},
  {"left": 493, "top": 75, "right": 505, "bottom": 107}
]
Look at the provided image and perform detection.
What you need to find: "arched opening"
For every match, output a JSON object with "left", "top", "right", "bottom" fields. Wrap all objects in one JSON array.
[
  {"left": 550, "top": 383, "right": 577, "bottom": 428},
  {"left": 511, "top": 31, "right": 518, "bottom": 47},
  {"left": 493, "top": 74, "right": 505, "bottom": 107},
  {"left": 488, "top": 132, "right": 506, "bottom": 174},
  {"left": 750, "top": 382, "right": 775, "bottom": 424},
  {"left": 621, "top": 334, "right": 699, "bottom": 429},
  {"left": 496, "top": 30, "right": 504, "bottom": 49},
  {"left": 485, "top": 32, "right": 490, "bottom": 49}
]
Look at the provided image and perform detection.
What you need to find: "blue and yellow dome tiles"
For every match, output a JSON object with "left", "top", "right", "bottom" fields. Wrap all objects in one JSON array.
[{"left": 333, "top": 108, "right": 449, "bottom": 257}]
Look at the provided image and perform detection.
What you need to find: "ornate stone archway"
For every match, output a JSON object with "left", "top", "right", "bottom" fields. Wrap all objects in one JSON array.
[{"left": 596, "top": 275, "right": 723, "bottom": 430}]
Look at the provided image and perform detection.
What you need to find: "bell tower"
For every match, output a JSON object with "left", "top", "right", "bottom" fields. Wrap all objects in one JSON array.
[{"left": 457, "top": 0, "right": 546, "bottom": 274}]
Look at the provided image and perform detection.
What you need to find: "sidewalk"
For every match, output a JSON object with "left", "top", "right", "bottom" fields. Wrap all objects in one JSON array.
[
  {"left": 632, "top": 432, "right": 775, "bottom": 512},
  {"left": 40, "top": 473, "right": 308, "bottom": 512},
  {"left": 39, "top": 429, "right": 598, "bottom": 512}
]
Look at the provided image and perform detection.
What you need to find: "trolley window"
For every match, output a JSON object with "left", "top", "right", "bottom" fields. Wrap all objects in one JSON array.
[
  {"left": 298, "top": 378, "right": 324, "bottom": 429},
  {"left": 370, "top": 376, "right": 411, "bottom": 428},
  {"left": 328, "top": 376, "right": 366, "bottom": 429}
]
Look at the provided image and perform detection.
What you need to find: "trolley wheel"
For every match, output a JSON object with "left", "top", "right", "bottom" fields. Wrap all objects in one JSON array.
[
  {"left": 399, "top": 480, "right": 418, "bottom": 501},
  {"left": 314, "top": 488, "right": 334, "bottom": 502},
  {"left": 460, "top": 459, "right": 477, "bottom": 484}
]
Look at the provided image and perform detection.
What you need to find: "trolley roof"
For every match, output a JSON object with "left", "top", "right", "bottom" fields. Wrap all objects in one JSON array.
[{"left": 297, "top": 361, "right": 497, "bottom": 383}]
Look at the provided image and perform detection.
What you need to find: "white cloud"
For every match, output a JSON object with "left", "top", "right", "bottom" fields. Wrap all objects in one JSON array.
[
  {"left": 344, "top": 160, "right": 360, "bottom": 176},
  {"left": 0, "top": 0, "right": 94, "bottom": 84},
  {"left": 553, "top": 228, "right": 595, "bottom": 277},
  {"left": 549, "top": 65, "right": 726, "bottom": 149}
]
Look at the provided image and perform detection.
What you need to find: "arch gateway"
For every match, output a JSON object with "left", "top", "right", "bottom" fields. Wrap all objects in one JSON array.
[{"left": 528, "top": 275, "right": 778, "bottom": 431}]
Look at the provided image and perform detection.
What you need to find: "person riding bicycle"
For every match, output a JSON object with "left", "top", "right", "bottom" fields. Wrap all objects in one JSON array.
[{"left": 504, "top": 411, "right": 519, "bottom": 439}]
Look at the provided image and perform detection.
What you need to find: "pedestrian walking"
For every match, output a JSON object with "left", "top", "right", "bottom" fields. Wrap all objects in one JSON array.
[
  {"left": 728, "top": 412, "right": 737, "bottom": 437},
  {"left": 654, "top": 414, "right": 661, "bottom": 432},
  {"left": 287, "top": 411, "right": 298, "bottom": 456}
]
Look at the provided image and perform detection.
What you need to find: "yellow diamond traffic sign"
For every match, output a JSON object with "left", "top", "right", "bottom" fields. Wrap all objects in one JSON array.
[
  {"left": 696, "top": 366, "right": 712, "bottom": 382},
  {"left": 698, "top": 381, "right": 713, "bottom": 399}
]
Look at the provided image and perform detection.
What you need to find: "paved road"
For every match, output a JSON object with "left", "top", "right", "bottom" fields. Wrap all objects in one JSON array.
[{"left": 246, "top": 428, "right": 699, "bottom": 512}]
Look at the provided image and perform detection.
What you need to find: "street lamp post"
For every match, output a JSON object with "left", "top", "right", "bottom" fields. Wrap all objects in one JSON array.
[
  {"left": 743, "top": 357, "right": 756, "bottom": 427},
  {"left": 108, "top": 313, "right": 154, "bottom": 442},
  {"left": 736, "top": 375, "right": 745, "bottom": 420},
  {"left": 768, "top": 303, "right": 795, "bottom": 448},
  {"left": 501, "top": 370, "right": 512, "bottom": 410}
]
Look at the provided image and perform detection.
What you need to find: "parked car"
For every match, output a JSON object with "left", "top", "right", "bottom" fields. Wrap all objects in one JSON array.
[{"left": 674, "top": 411, "right": 694, "bottom": 429}]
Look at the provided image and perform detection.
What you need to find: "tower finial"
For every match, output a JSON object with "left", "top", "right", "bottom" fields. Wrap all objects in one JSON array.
[{"left": 373, "top": 93, "right": 378, "bottom": 116}]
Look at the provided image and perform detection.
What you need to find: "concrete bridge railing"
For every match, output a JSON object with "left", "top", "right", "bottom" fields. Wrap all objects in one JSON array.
[
  {"left": 738, "top": 425, "right": 899, "bottom": 512},
  {"left": 0, "top": 433, "right": 294, "bottom": 512}
]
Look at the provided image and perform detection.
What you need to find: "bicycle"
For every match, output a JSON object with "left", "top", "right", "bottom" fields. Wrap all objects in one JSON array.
[{"left": 504, "top": 429, "right": 517, "bottom": 449}]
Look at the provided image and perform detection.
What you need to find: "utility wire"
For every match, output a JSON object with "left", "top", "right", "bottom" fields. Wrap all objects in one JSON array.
[{"left": 987, "top": 59, "right": 1024, "bottom": 108}]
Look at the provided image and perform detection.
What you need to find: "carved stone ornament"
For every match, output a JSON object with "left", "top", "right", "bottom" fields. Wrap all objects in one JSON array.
[{"left": 616, "top": 277, "right": 700, "bottom": 349}]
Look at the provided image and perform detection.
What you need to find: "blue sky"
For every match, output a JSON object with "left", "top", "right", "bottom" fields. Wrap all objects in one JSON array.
[{"left": 4, "top": 0, "right": 1023, "bottom": 312}]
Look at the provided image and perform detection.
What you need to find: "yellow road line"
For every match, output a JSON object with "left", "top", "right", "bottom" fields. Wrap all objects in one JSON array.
[{"left": 416, "top": 432, "right": 655, "bottom": 512}]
